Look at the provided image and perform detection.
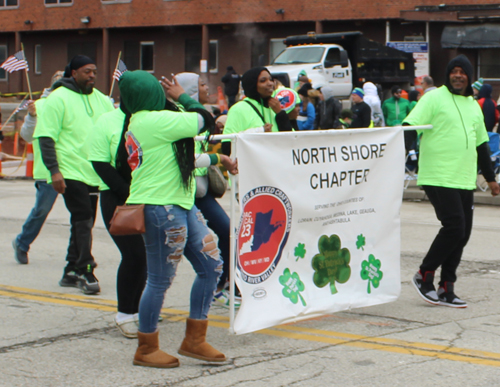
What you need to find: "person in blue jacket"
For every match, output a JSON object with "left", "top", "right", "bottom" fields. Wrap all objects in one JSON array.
[{"left": 297, "top": 82, "right": 315, "bottom": 130}]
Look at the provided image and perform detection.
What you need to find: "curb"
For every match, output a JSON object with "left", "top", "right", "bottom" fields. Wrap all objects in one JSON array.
[{"left": 403, "top": 187, "right": 500, "bottom": 206}]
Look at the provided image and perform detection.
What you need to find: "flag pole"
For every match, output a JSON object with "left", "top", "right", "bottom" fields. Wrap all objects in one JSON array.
[
  {"left": 109, "top": 51, "right": 122, "bottom": 97},
  {"left": 2, "top": 94, "right": 29, "bottom": 129},
  {"left": 20, "top": 43, "right": 32, "bottom": 100}
]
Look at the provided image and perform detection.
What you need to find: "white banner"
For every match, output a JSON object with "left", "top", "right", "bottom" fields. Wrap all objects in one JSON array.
[{"left": 233, "top": 127, "right": 405, "bottom": 334}]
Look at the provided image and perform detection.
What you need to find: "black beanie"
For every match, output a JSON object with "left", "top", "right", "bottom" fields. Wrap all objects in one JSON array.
[
  {"left": 298, "top": 82, "right": 313, "bottom": 97},
  {"left": 63, "top": 55, "right": 96, "bottom": 77}
]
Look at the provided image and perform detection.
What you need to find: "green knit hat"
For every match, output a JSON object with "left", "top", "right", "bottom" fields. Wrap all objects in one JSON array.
[
  {"left": 351, "top": 87, "right": 364, "bottom": 98},
  {"left": 119, "top": 70, "right": 165, "bottom": 114},
  {"left": 472, "top": 78, "right": 484, "bottom": 91}
]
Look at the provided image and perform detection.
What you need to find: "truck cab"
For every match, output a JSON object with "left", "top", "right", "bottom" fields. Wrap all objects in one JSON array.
[
  {"left": 267, "top": 44, "right": 353, "bottom": 98},
  {"left": 267, "top": 31, "right": 415, "bottom": 99}
]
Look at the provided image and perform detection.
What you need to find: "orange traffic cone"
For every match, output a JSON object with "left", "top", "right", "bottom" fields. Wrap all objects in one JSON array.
[
  {"left": 217, "top": 86, "right": 228, "bottom": 112},
  {"left": 13, "top": 131, "right": 19, "bottom": 156},
  {"left": 25, "top": 142, "right": 33, "bottom": 178}
]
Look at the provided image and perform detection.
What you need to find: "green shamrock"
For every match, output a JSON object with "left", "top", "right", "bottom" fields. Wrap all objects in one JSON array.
[
  {"left": 279, "top": 268, "right": 306, "bottom": 306},
  {"left": 356, "top": 234, "right": 366, "bottom": 250},
  {"left": 295, "top": 243, "right": 306, "bottom": 261},
  {"left": 360, "top": 254, "right": 383, "bottom": 294},
  {"left": 311, "top": 235, "right": 351, "bottom": 294}
]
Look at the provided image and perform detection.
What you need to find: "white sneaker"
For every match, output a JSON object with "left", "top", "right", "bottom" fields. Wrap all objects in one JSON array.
[
  {"left": 115, "top": 315, "right": 138, "bottom": 339},
  {"left": 213, "top": 289, "right": 241, "bottom": 308}
]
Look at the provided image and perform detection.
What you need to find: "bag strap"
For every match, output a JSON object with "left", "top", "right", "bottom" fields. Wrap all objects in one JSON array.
[{"left": 244, "top": 100, "right": 266, "bottom": 125}]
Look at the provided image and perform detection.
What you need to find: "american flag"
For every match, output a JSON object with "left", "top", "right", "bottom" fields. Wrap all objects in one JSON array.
[
  {"left": 13, "top": 99, "right": 30, "bottom": 115},
  {"left": 1, "top": 50, "right": 29, "bottom": 73},
  {"left": 113, "top": 59, "right": 127, "bottom": 81}
]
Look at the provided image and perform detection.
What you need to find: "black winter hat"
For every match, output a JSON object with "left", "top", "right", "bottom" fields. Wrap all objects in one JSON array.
[
  {"left": 63, "top": 55, "right": 96, "bottom": 78},
  {"left": 298, "top": 82, "right": 313, "bottom": 97},
  {"left": 445, "top": 54, "right": 473, "bottom": 96}
]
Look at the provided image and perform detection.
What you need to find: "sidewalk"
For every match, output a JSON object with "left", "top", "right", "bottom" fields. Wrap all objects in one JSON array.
[{"left": 404, "top": 180, "right": 500, "bottom": 206}]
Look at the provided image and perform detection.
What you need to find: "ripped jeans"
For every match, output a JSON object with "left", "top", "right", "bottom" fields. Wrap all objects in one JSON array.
[{"left": 139, "top": 204, "right": 223, "bottom": 334}]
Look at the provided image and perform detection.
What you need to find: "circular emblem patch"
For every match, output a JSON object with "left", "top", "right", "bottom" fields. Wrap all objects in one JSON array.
[{"left": 237, "top": 186, "right": 292, "bottom": 284}]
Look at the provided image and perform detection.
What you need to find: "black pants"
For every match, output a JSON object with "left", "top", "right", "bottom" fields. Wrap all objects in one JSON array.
[
  {"left": 227, "top": 95, "right": 236, "bottom": 108},
  {"left": 100, "top": 190, "right": 147, "bottom": 315},
  {"left": 420, "top": 186, "right": 474, "bottom": 286},
  {"left": 62, "top": 179, "right": 99, "bottom": 271}
]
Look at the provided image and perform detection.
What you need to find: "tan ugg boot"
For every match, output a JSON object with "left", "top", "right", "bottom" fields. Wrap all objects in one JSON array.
[
  {"left": 178, "top": 318, "right": 226, "bottom": 362},
  {"left": 133, "top": 331, "right": 180, "bottom": 368}
]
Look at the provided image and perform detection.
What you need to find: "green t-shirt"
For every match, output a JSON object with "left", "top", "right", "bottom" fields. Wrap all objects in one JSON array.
[
  {"left": 403, "top": 86, "right": 489, "bottom": 190},
  {"left": 32, "top": 98, "right": 50, "bottom": 180},
  {"left": 34, "top": 86, "right": 114, "bottom": 185},
  {"left": 87, "top": 108, "right": 125, "bottom": 191},
  {"left": 222, "top": 98, "right": 278, "bottom": 142},
  {"left": 125, "top": 109, "right": 199, "bottom": 208}
]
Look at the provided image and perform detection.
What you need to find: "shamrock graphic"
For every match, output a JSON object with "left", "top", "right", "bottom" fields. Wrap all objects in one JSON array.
[
  {"left": 356, "top": 234, "right": 366, "bottom": 250},
  {"left": 295, "top": 243, "right": 306, "bottom": 262},
  {"left": 360, "top": 254, "right": 383, "bottom": 294},
  {"left": 311, "top": 234, "right": 351, "bottom": 294},
  {"left": 279, "top": 268, "right": 306, "bottom": 306}
]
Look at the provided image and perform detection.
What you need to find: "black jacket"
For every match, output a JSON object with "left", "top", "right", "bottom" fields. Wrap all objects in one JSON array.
[
  {"left": 350, "top": 101, "right": 371, "bottom": 128},
  {"left": 316, "top": 97, "right": 341, "bottom": 129},
  {"left": 221, "top": 69, "right": 241, "bottom": 97}
]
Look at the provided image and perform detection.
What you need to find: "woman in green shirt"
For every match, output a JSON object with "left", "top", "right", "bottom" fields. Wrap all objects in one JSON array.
[{"left": 119, "top": 71, "right": 226, "bottom": 368}]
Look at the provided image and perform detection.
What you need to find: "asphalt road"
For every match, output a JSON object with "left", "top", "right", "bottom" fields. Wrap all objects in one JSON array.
[{"left": 1, "top": 178, "right": 500, "bottom": 387}]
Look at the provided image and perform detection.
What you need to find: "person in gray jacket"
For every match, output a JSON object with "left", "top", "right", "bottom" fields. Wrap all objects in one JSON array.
[
  {"left": 12, "top": 71, "right": 63, "bottom": 264},
  {"left": 315, "top": 85, "right": 341, "bottom": 129}
]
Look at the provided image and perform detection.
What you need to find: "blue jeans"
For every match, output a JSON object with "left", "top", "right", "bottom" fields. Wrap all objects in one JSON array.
[
  {"left": 139, "top": 205, "right": 223, "bottom": 333},
  {"left": 195, "top": 192, "right": 230, "bottom": 288},
  {"left": 16, "top": 180, "right": 58, "bottom": 252}
]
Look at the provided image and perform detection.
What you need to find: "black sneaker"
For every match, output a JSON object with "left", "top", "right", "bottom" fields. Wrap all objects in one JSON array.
[
  {"left": 59, "top": 269, "right": 79, "bottom": 288},
  {"left": 437, "top": 283, "right": 467, "bottom": 308},
  {"left": 12, "top": 239, "right": 29, "bottom": 265},
  {"left": 77, "top": 265, "right": 100, "bottom": 295},
  {"left": 412, "top": 271, "right": 440, "bottom": 305}
]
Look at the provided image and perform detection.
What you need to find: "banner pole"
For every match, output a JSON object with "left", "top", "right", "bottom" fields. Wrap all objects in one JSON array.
[
  {"left": 20, "top": 43, "right": 32, "bottom": 99},
  {"left": 2, "top": 94, "right": 29, "bottom": 128},
  {"left": 194, "top": 125, "right": 433, "bottom": 143},
  {"left": 109, "top": 51, "right": 121, "bottom": 97},
  {"left": 229, "top": 138, "right": 237, "bottom": 333}
]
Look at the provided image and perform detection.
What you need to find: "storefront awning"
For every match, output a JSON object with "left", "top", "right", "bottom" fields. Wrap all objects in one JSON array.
[{"left": 442, "top": 24, "right": 500, "bottom": 48}]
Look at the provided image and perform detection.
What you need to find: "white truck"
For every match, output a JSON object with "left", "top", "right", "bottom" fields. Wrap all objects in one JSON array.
[{"left": 267, "top": 31, "right": 415, "bottom": 99}]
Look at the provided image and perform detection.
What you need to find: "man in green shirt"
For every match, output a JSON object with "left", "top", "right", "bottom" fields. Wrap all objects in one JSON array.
[
  {"left": 382, "top": 85, "right": 411, "bottom": 126},
  {"left": 35, "top": 55, "right": 114, "bottom": 294},
  {"left": 404, "top": 54, "right": 499, "bottom": 308}
]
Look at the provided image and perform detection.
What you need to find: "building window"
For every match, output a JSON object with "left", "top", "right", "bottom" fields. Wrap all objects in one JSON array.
[
  {"left": 140, "top": 42, "right": 154, "bottom": 72},
  {"left": 251, "top": 38, "right": 268, "bottom": 68},
  {"left": 45, "top": 0, "right": 72, "bottom": 5},
  {"left": 269, "top": 38, "right": 286, "bottom": 64},
  {"left": 35, "top": 45, "right": 42, "bottom": 74},
  {"left": 479, "top": 49, "right": 500, "bottom": 79},
  {"left": 0, "top": 45, "right": 7, "bottom": 80},
  {"left": 0, "top": 0, "right": 19, "bottom": 8},
  {"left": 209, "top": 40, "right": 218, "bottom": 73},
  {"left": 185, "top": 39, "right": 218, "bottom": 73},
  {"left": 185, "top": 39, "right": 201, "bottom": 73}
]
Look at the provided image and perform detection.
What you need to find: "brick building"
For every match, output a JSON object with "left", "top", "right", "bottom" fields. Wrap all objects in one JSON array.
[{"left": 1, "top": 0, "right": 500, "bottom": 99}]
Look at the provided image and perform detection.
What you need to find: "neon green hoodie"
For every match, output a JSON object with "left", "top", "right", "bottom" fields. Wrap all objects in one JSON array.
[{"left": 403, "top": 86, "right": 488, "bottom": 189}]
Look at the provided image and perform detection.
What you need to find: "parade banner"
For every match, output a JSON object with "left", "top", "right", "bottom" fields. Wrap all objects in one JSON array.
[{"left": 233, "top": 127, "right": 405, "bottom": 334}]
